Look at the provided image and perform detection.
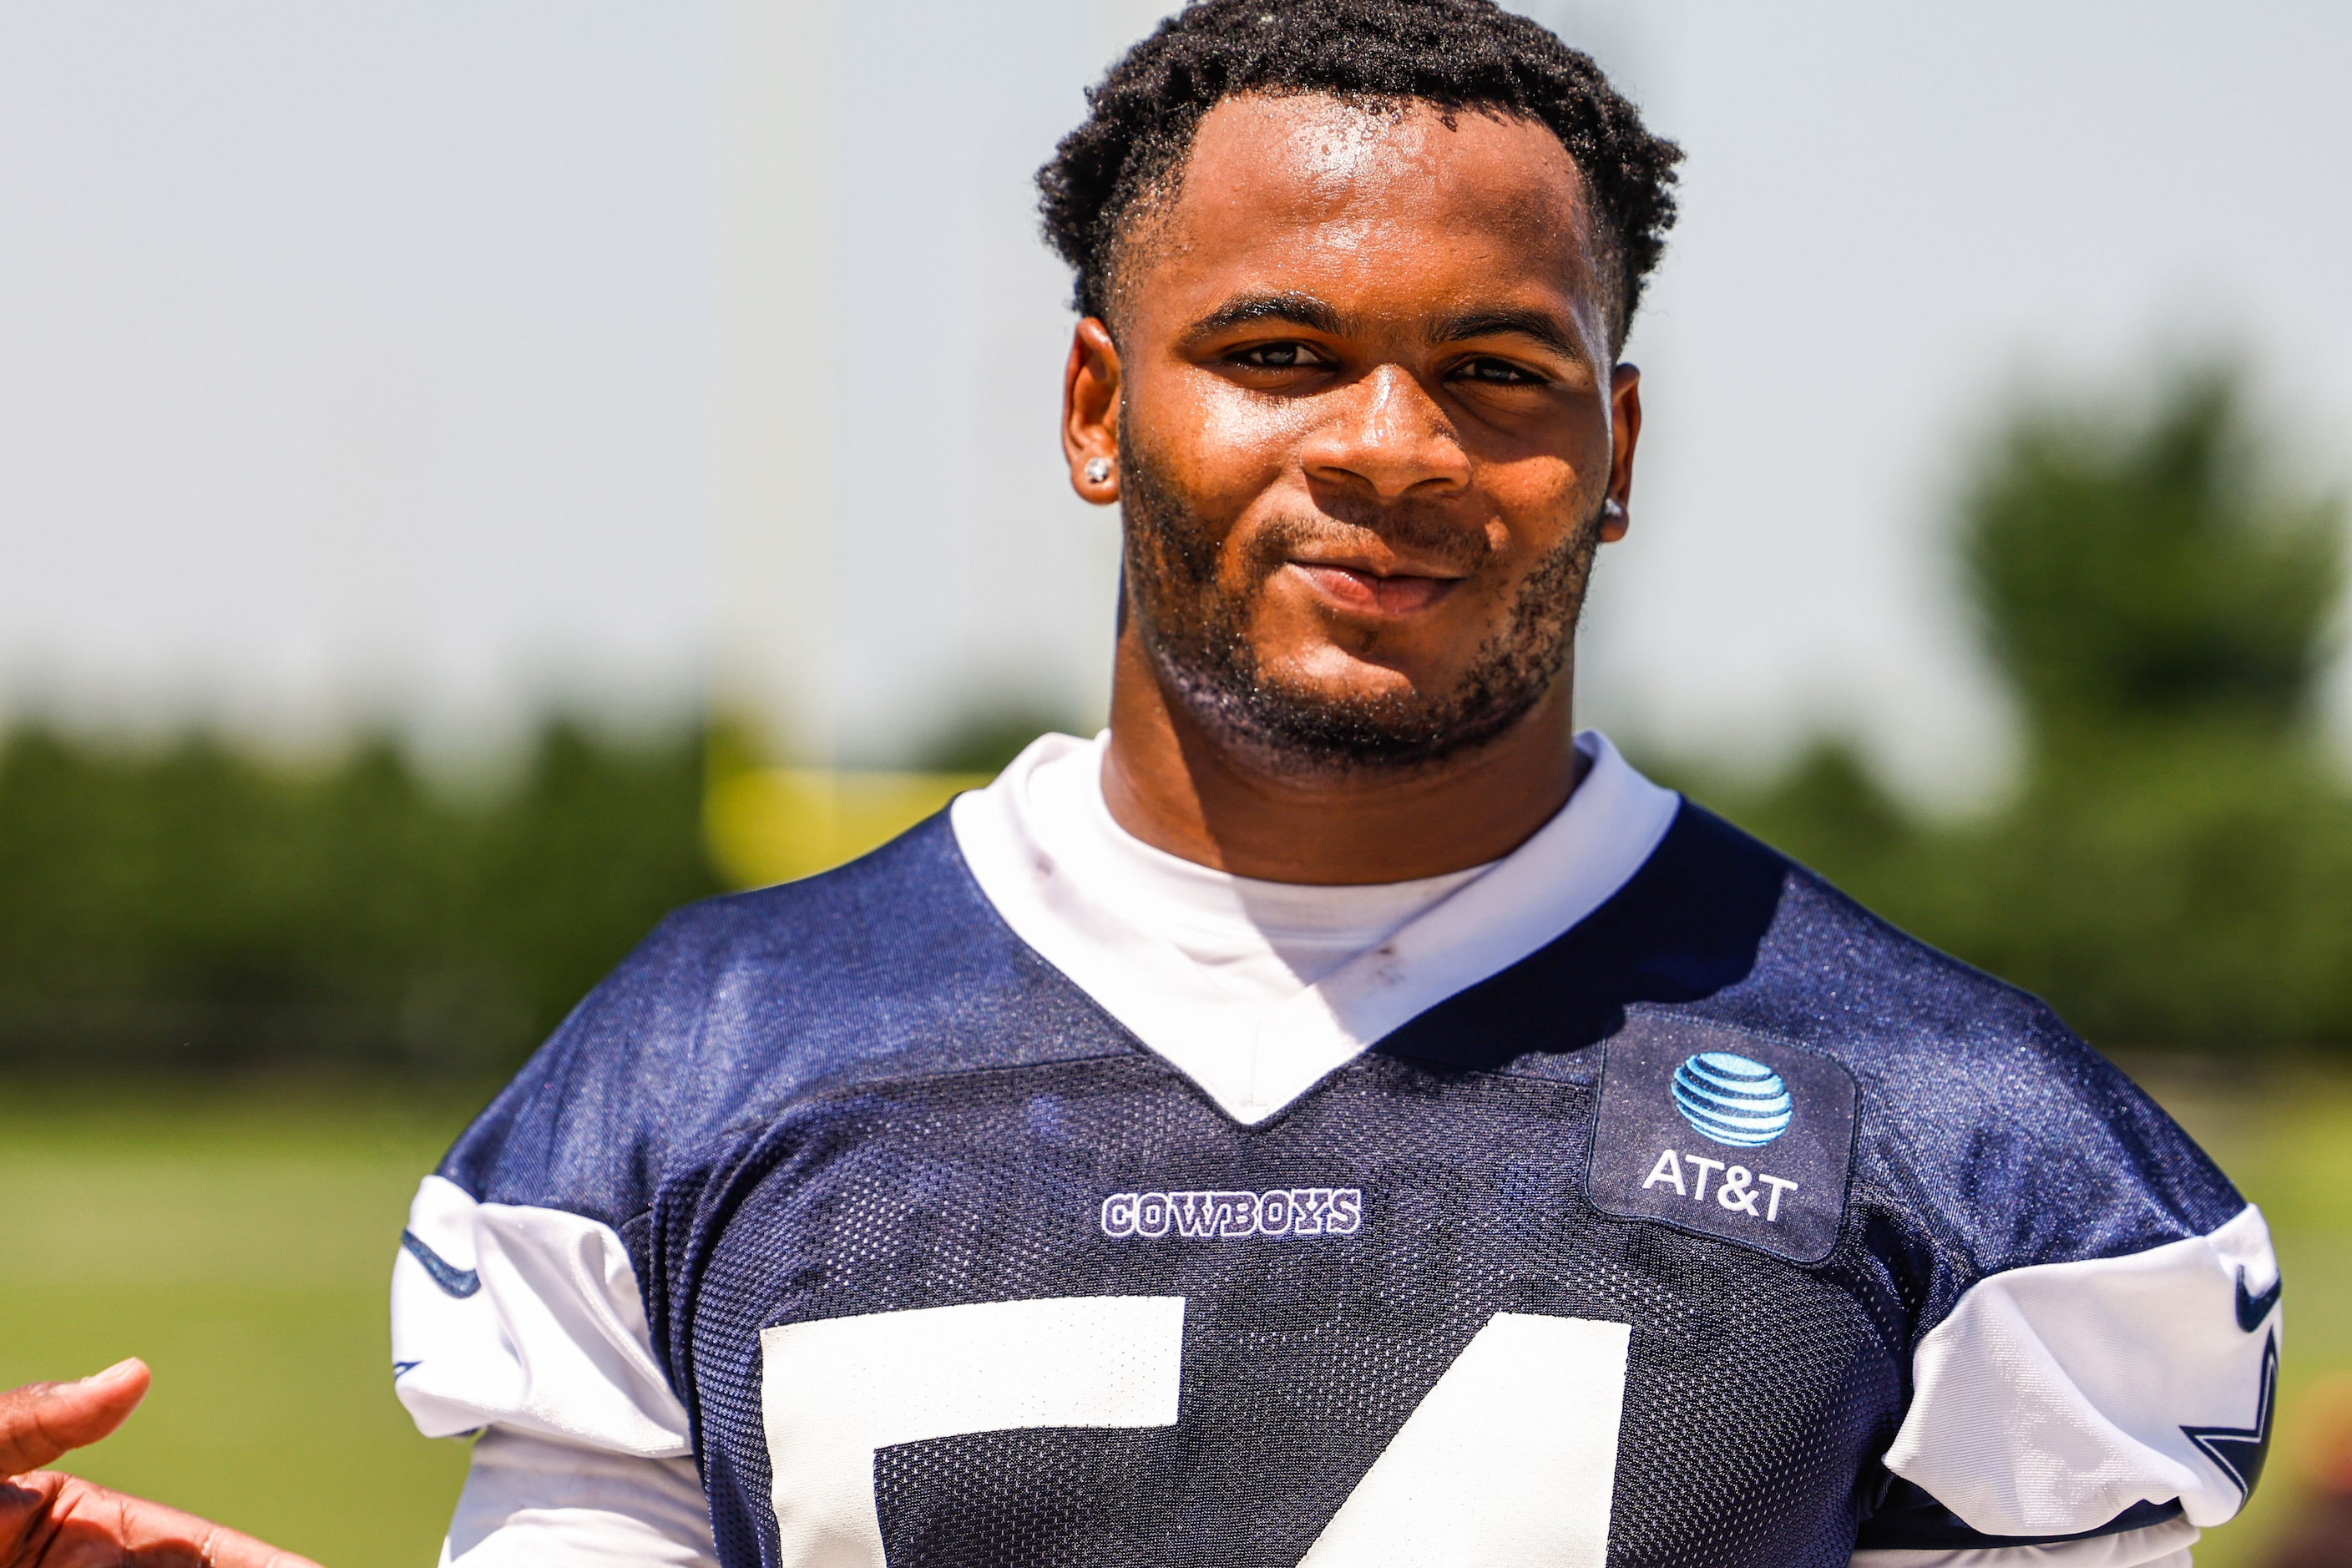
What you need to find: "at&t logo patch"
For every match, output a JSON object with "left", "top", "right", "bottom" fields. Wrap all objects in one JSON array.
[
  {"left": 1586, "top": 1019, "right": 1858, "bottom": 1266},
  {"left": 1100, "top": 1187, "right": 1363, "bottom": 1240}
]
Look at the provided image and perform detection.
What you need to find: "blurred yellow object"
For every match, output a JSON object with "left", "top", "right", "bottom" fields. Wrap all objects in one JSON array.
[
  {"left": 2291, "top": 1369, "right": 2352, "bottom": 1497},
  {"left": 705, "top": 766, "right": 990, "bottom": 889}
]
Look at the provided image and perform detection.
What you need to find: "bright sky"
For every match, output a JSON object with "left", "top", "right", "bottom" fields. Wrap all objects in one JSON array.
[
  {"left": 0, "top": 3, "right": 720, "bottom": 751},
  {"left": 3, "top": 2, "right": 2347, "bottom": 792}
]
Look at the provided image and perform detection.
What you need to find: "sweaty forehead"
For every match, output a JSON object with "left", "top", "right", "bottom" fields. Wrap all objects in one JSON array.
[{"left": 1122, "top": 93, "right": 1604, "bottom": 338}]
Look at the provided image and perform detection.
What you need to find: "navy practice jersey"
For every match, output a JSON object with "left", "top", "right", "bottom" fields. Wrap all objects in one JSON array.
[{"left": 392, "top": 799, "right": 2277, "bottom": 1567}]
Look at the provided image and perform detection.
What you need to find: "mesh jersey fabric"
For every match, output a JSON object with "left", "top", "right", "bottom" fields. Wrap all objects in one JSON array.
[{"left": 422, "top": 799, "right": 2258, "bottom": 1566}]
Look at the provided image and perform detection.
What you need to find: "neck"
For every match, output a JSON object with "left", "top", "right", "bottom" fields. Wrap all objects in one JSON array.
[{"left": 1100, "top": 627, "right": 1586, "bottom": 885}]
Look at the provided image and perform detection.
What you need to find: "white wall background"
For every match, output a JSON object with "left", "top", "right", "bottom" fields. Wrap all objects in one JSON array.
[{"left": 3, "top": 2, "right": 2348, "bottom": 788}]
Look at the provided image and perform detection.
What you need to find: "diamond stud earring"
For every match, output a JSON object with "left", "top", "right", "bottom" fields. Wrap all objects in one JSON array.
[{"left": 1083, "top": 457, "right": 1114, "bottom": 485}]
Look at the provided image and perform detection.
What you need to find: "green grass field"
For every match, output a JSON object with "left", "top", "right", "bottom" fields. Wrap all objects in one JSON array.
[
  {"left": 0, "top": 1087, "right": 478, "bottom": 1567},
  {"left": 0, "top": 1065, "right": 2342, "bottom": 1567}
]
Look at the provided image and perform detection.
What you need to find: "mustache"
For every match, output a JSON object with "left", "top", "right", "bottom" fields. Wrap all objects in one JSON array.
[{"left": 1247, "top": 499, "right": 1494, "bottom": 577}]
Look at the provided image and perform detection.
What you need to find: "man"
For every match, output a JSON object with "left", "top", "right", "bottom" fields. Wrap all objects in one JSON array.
[{"left": 392, "top": 2, "right": 2280, "bottom": 1564}]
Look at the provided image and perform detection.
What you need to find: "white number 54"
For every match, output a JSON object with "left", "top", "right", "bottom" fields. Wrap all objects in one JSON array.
[{"left": 761, "top": 1296, "right": 1631, "bottom": 1568}]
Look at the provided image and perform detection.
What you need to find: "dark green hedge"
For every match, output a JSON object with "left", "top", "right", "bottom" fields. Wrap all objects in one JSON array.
[
  {"left": 0, "top": 721, "right": 719, "bottom": 1077},
  {"left": 1676, "top": 732, "right": 2352, "bottom": 1054}
]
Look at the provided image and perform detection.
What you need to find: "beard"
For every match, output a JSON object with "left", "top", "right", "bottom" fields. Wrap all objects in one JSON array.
[{"left": 1117, "top": 438, "right": 1603, "bottom": 773}]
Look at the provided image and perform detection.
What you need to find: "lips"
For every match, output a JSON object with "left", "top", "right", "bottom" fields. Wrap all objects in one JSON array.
[{"left": 1290, "top": 562, "right": 1461, "bottom": 616}]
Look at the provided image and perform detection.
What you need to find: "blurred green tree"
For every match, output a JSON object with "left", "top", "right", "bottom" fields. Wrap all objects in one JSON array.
[
  {"left": 0, "top": 721, "right": 720, "bottom": 1079},
  {"left": 1963, "top": 367, "right": 2342, "bottom": 748},
  {"left": 1708, "top": 362, "right": 2352, "bottom": 1053}
]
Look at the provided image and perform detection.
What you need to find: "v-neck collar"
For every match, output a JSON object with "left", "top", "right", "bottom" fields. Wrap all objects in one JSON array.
[{"left": 949, "top": 730, "right": 1682, "bottom": 1125}]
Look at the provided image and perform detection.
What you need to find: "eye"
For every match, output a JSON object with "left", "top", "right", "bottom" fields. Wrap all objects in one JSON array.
[
  {"left": 1230, "top": 341, "right": 1328, "bottom": 371},
  {"left": 1453, "top": 357, "right": 1545, "bottom": 386}
]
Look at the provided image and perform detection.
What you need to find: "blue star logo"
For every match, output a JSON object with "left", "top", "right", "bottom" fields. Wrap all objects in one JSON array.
[{"left": 2181, "top": 1330, "right": 2277, "bottom": 1500}]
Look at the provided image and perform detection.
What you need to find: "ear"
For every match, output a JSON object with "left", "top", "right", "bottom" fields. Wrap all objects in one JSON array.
[
  {"left": 1063, "top": 317, "right": 1123, "bottom": 504},
  {"left": 1601, "top": 362, "right": 1641, "bottom": 543}
]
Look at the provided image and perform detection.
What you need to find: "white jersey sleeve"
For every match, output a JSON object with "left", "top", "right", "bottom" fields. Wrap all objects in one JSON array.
[
  {"left": 1845, "top": 1191, "right": 2277, "bottom": 1568},
  {"left": 392, "top": 1174, "right": 691, "bottom": 1456},
  {"left": 438, "top": 1431, "right": 717, "bottom": 1566},
  {"left": 1852, "top": 1515, "right": 2198, "bottom": 1567},
  {"left": 1884, "top": 1205, "right": 2278, "bottom": 1538},
  {"left": 393, "top": 1174, "right": 719, "bottom": 1562}
]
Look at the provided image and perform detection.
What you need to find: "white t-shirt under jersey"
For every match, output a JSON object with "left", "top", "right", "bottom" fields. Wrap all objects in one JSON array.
[
  {"left": 950, "top": 729, "right": 1679, "bottom": 1123},
  {"left": 1010, "top": 731, "right": 1495, "bottom": 1002}
]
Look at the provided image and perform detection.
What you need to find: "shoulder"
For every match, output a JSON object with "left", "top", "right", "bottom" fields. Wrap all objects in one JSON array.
[
  {"left": 1635, "top": 802, "right": 2245, "bottom": 1282},
  {"left": 434, "top": 810, "right": 1069, "bottom": 1233}
]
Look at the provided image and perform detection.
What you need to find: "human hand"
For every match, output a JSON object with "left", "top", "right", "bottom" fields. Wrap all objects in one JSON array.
[{"left": 0, "top": 1358, "right": 321, "bottom": 1566}]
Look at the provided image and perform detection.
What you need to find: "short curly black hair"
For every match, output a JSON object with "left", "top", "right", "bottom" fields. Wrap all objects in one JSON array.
[{"left": 1038, "top": 0, "right": 1682, "bottom": 352}]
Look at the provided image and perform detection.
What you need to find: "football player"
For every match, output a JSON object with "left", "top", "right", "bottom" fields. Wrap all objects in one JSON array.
[{"left": 392, "top": 2, "right": 2281, "bottom": 1564}]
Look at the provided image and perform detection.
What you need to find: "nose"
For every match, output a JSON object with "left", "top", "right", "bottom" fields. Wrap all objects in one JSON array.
[{"left": 1298, "top": 364, "right": 1470, "bottom": 502}]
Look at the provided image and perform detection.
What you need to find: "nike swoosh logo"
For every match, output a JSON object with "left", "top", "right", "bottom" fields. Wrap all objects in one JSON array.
[
  {"left": 402, "top": 1230, "right": 481, "bottom": 1298},
  {"left": 2235, "top": 1267, "right": 2282, "bottom": 1333},
  {"left": 392, "top": 1359, "right": 420, "bottom": 1378}
]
